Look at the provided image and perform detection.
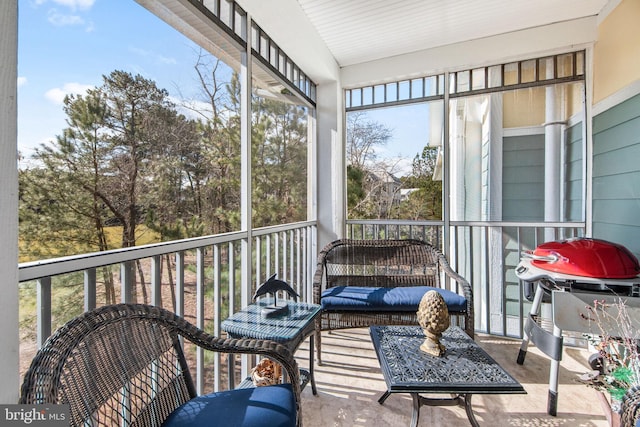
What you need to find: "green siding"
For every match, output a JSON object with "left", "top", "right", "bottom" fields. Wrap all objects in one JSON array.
[
  {"left": 565, "top": 122, "right": 583, "bottom": 221},
  {"left": 502, "top": 134, "right": 545, "bottom": 221},
  {"left": 592, "top": 93, "right": 640, "bottom": 257}
]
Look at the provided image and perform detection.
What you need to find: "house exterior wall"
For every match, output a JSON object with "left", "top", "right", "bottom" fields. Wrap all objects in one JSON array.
[
  {"left": 503, "top": 87, "right": 546, "bottom": 128},
  {"left": 502, "top": 133, "right": 545, "bottom": 221},
  {"left": 593, "top": 0, "right": 640, "bottom": 104},
  {"left": 590, "top": 0, "right": 640, "bottom": 257},
  {"left": 565, "top": 122, "right": 584, "bottom": 222},
  {"left": 592, "top": 93, "right": 640, "bottom": 256}
]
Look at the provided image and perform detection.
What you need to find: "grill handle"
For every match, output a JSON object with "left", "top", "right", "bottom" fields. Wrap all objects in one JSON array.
[{"left": 522, "top": 251, "right": 558, "bottom": 263}]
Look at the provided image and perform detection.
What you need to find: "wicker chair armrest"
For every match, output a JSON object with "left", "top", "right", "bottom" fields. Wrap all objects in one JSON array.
[
  {"left": 313, "top": 240, "right": 338, "bottom": 305},
  {"left": 197, "top": 336, "right": 300, "bottom": 392},
  {"left": 437, "top": 253, "right": 474, "bottom": 336},
  {"left": 312, "top": 263, "right": 325, "bottom": 305},
  {"left": 127, "top": 304, "right": 302, "bottom": 407}
]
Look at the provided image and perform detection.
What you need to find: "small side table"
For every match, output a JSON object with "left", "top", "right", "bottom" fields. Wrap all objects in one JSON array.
[{"left": 221, "top": 299, "right": 321, "bottom": 395}]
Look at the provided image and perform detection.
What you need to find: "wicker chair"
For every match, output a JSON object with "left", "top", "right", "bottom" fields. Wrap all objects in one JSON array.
[
  {"left": 620, "top": 385, "right": 640, "bottom": 426},
  {"left": 313, "top": 239, "right": 473, "bottom": 364},
  {"left": 20, "top": 303, "right": 300, "bottom": 427}
]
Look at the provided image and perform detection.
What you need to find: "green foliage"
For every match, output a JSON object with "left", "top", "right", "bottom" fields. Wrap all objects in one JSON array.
[
  {"left": 394, "top": 146, "right": 442, "bottom": 220},
  {"left": 579, "top": 299, "right": 640, "bottom": 402},
  {"left": 20, "top": 59, "right": 310, "bottom": 259},
  {"left": 251, "top": 97, "right": 308, "bottom": 228},
  {"left": 347, "top": 165, "right": 376, "bottom": 219},
  {"left": 345, "top": 119, "right": 443, "bottom": 220}
]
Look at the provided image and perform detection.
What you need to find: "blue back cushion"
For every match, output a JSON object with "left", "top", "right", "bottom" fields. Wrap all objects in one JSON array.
[
  {"left": 321, "top": 286, "right": 467, "bottom": 312},
  {"left": 162, "top": 383, "right": 296, "bottom": 427}
]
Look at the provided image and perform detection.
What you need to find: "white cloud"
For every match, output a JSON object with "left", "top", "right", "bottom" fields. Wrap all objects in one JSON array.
[
  {"left": 55, "top": 0, "right": 95, "bottom": 10},
  {"left": 171, "top": 97, "right": 215, "bottom": 122},
  {"left": 37, "top": 0, "right": 95, "bottom": 11},
  {"left": 40, "top": 0, "right": 95, "bottom": 29},
  {"left": 129, "top": 46, "right": 177, "bottom": 65},
  {"left": 45, "top": 82, "right": 93, "bottom": 105},
  {"left": 17, "top": 77, "right": 28, "bottom": 87},
  {"left": 47, "top": 9, "right": 84, "bottom": 27}
]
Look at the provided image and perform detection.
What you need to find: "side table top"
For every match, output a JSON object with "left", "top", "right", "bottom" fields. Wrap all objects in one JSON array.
[
  {"left": 370, "top": 325, "right": 525, "bottom": 395},
  {"left": 221, "top": 299, "right": 321, "bottom": 342}
]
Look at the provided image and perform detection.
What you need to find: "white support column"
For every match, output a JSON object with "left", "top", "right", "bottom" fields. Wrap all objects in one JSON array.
[
  {"left": 545, "top": 84, "right": 562, "bottom": 226},
  {"left": 239, "top": 13, "right": 252, "bottom": 381},
  {"left": 544, "top": 62, "right": 565, "bottom": 242},
  {"left": 584, "top": 46, "right": 594, "bottom": 237},
  {"left": 315, "top": 81, "right": 343, "bottom": 249},
  {"left": 0, "top": 0, "right": 19, "bottom": 403},
  {"left": 240, "top": 14, "right": 252, "bottom": 310},
  {"left": 307, "top": 108, "right": 317, "bottom": 225},
  {"left": 443, "top": 73, "right": 451, "bottom": 257}
]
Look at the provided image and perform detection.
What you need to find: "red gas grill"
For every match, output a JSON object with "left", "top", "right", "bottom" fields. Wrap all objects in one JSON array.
[{"left": 515, "top": 237, "right": 640, "bottom": 416}]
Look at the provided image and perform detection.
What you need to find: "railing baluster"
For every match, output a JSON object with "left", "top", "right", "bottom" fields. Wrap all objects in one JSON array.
[
  {"left": 296, "top": 228, "right": 302, "bottom": 299},
  {"left": 213, "top": 244, "right": 222, "bottom": 392},
  {"left": 255, "top": 235, "right": 261, "bottom": 287},
  {"left": 36, "top": 277, "right": 51, "bottom": 348},
  {"left": 196, "top": 247, "right": 206, "bottom": 395},
  {"left": 84, "top": 268, "right": 96, "bottom": 311},
  {"left": 266, "top": 234, "right": 272, "bottom": 278},
  {"left": 151, "top": 255, "right": 162, "bottom": 306},
  {"left": 274, "top": 233, "right": 280, "bottom": 278},
  {"left": 121, "top": 261, "right": 134, "bottom": 303},
  {"left": 228, "top": 242, "right": 235, "bottom": 316},
  {"left": 175, "top": 251, "right": 185, "bottom": 318}
]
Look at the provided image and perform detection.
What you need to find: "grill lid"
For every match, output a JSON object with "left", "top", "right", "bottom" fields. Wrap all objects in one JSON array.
[{"left": 528, "top": 238, "right": 640, "bottom": 279}]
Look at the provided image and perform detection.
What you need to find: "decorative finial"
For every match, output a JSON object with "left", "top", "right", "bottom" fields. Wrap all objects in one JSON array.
[{"left": 416, "top": 290, "right": 450, "bottom": 356}]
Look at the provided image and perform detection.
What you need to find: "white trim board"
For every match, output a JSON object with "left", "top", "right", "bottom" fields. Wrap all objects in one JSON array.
[{"left": 592, "top": 79, "right": 640, "bottom": 116}]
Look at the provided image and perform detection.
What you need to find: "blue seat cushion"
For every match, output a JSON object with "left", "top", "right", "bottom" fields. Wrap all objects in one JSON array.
[
  {"left": 321, "top": 286, "right": 467, "bottom": 313},
  {"left": 162, "top": 383, "right": 296, "bottom": 427}
]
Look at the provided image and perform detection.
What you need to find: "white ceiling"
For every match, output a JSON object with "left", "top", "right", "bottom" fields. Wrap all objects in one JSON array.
[{"left": 296, "top": 0, "right": 611, "bottom": 67}]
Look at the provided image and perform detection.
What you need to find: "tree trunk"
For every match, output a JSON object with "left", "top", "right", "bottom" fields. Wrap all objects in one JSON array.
[
  {"left": 136, "top": 259, "right": 147, "bottom": 304},
  {"left": 165, "top": 253, "right": 176, "bottom": 312}
]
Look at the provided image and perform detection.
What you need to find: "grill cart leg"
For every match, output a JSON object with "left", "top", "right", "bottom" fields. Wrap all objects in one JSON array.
[
  {"left": 517, "top": 282, "right": 563, "bottom": 416},
  {"left": 517, "top": 283, "right": 546, "bottom": 365}
]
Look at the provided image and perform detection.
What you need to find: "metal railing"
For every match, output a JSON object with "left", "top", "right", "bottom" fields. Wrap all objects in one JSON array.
[
  {"left": 347, "top": 219, "right": 586, "bottom": 338},
  {"left": 19, "top": 221, "right": 317, "bottom": 393},
  {"left": 19, "top": 218, "right": 586, "bottom": 393}
]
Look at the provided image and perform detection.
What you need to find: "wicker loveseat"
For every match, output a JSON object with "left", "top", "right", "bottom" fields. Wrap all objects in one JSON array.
[
  {"left": 313, "top": 239, "right": 473, "bottom": 364},
  {"left": 20, "top": 303, "right": 300, "bottom": 427}
]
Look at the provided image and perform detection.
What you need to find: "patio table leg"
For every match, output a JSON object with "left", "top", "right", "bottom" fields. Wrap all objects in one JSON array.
[
  {"left": 415, "top": 394, "right": 479, "bottom": 427},
  {"left": 411, "top": 393, "right": 420, "bottom": 427},
  {"left": 378, "top": 390, "right": 391, "bottom": 404},
  {"left": 309, "top": 335, "right": 317, "bottom": 395},
  {"left": 461, "top": 393, "right": 480, "bottom": 427}
]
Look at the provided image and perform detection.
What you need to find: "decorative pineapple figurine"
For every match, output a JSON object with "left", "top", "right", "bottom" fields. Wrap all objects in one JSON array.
[{"left": 416, "top": 290, "right": 450, "bottom": 356}]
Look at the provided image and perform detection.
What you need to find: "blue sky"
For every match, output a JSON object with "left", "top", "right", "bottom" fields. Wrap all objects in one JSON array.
[
  {"left": 18, "top": 0, "right": 210, "bottom": 161},
  {"left": 18, "top": 0, "right": 427, "bottom": 175},
  {"left": 364, "top": 105, "right": 430, "bottom": 176}
]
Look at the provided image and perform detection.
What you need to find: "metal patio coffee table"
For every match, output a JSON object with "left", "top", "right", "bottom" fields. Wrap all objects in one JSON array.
[{"left": 370, "top": 325, "right": 525, "bottom": 427}]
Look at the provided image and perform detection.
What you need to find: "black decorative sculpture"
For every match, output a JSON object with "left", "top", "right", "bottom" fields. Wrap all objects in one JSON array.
[{"left": 253, "top": 274, "right": 300, "bottom": 317}]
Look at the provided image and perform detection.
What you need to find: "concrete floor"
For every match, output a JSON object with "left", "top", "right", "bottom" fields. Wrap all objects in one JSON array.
[{"left": 296, "top": 328, "right": 611, "bottom": 427}]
